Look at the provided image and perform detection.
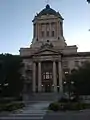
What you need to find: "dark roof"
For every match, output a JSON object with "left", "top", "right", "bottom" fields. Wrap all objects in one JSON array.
[{"left": 33, "top": 4, "right": 63, "bottom": 21}]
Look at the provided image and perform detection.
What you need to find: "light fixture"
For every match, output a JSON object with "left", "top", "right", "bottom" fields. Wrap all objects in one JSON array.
[
  {"left": 41, "top": 84, "right": 43, "bottom": 87},
  {"left": 4, "top": 83, "right": 9, "bottom": 86},
  {"left": 64, "top": 81, "right": 66, "bottom": 84},
  {"left": 71, "top": 81, "right": 74, "bottom": 84},
  {"left": 65, "top": 71, "right": 68, "bottom": 74}
]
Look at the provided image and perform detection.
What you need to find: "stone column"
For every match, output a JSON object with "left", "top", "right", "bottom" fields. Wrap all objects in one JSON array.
[
  {"left": 32, "top": 62, "right": 36, "bottom": 92},
  {"left": 53, "top": 61, "right": 57, "bottom": 92},
  {"left": 58, "top": 61, "right": 63, "bottom": 93},
  {"left": 38, "top": 62, "right": 42, "bottom": 92}
]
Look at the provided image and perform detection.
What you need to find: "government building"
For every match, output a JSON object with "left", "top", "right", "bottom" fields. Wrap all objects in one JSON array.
[{"left": 20, "top": 5, "right": 90, "bottom": 93}]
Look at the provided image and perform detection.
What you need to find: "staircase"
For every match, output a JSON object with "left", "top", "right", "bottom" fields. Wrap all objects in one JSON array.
[
  {"left": 0, "top": 101, "right": 50, "bottom": 120},
  {"left": 26, "top": 93, "right": 62, "bottom": 101}
]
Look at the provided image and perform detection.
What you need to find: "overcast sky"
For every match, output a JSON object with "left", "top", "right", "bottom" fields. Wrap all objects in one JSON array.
[{"left": 0, "top": 0, "right": 90, "bottom": 54}]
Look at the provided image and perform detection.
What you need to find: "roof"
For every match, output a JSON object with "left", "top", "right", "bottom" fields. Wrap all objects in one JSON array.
[{"left": 33, "top": 4, "right": 64, "bottom": 21}]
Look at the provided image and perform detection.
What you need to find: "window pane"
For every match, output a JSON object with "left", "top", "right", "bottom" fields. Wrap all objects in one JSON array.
[
  {"left": 75, "top": 61, "right": 79, "bottom": 67},
  {"left": 43, "top": 74, "right": 45, "bottom": 79},
  {"left": 63, "top": 61, "right": 68, "bottom": 67},
  {"left": 52, "top": 31, "right": 54, "bottom": 37},
  {"left": 41, "top": 31, "right": 44, "bottom": 37},
  {"left": 47, "top": 31, "right": 49, "bottom": 37},
  {"left": 46, "top": 74, "right": 49, "bottom": 79}
]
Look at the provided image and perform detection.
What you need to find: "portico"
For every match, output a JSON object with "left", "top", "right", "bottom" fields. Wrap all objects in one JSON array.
[{"left": 32, "top": 54, "right": 63, "bottom": 92}]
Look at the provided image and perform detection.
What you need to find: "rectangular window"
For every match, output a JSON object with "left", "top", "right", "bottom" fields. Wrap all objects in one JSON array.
[
  {"left": 81, "top": 61, "right": 85, "bottom": 66},
  {"left": 52, "top": 31, "right": 54, "bottom": 37},
  {"left": 60, "top": 22, "right": 63, "bottom": 36},
  {"left": 62, "top": 61, "right": 68, "bottom": 67},
  {"left": 46, "top": 31, "right": 49, "bottom": 37},
  {"left": 75, "top": 61, "right": 79, "bottom": 67},
  {"left": 41, "top": 31, "right": 44, "bottom": 37},
  {"left": 34, "top": 24, "right": 36, "bottom": 37}
]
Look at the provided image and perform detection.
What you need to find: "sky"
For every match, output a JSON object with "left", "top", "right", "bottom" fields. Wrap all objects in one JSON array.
[{"left": 0, "top": 0, "right": 90, "bottom": 55}]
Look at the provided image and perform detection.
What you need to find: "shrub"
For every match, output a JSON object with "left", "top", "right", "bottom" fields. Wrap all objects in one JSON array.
[
  {"left": 58, "top": 97, "right": 68, "bottom": 103},
  {"left": 0, "top": 102, "right": 25, "bottom": 111},
  {"left": 48, "top": 102, "right": 60, "bottom": 111}
]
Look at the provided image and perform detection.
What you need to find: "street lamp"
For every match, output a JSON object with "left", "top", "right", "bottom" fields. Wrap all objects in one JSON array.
[{"left": 3, "top": 83, "right": 9, "bottom": 87}]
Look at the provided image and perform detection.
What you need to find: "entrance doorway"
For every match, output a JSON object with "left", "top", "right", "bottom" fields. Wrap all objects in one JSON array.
[{"left": 44, "top": 84, "right": 51, "bottom": 92}]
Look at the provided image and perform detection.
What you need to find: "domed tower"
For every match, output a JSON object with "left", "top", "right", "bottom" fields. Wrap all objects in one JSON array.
[{"left": 31, "top": 4, "right": 67, "bottom": 49}]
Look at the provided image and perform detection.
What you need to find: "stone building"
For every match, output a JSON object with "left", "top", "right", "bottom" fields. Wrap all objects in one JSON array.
[{"left": 20, "top": 5, "right": 90, "bottom": 93}]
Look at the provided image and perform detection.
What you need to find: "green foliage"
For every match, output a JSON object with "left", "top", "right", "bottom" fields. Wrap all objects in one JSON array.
[
  {"left": 0, "top": 53, "right": 24, "bottom": 97},
  {"left": 69, "top": 62, "right": 90, "bottom": 95},
  {"left": 0, "top": 102, "right": 25, "bottom": 111},
  {"left": 58, "top": 97, "right": 68, "bottom": 103},
  {"left": 48, "top": 102, "right": 90, "bottom": 111},
  {"left": 48, "top": 102, "right": 60, "bottom": 111}
]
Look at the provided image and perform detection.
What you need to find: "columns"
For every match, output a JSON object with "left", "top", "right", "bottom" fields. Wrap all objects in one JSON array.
[
  {"left": 58, "top": 61, "right": 63, "bottom": 93},
  {"left": 38, "top": 62, "right": 42, "bottom": 92},
  {"left": 53, "top": 61, "right": 57, "bottom": 92},
  {"left": 32, "top": 62, "right": 36, "bottom": 92}
]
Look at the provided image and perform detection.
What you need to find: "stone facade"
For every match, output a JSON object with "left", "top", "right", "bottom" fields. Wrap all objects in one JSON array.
[{"left": 20, "top": 5, "right": 90, "bottom": 93}]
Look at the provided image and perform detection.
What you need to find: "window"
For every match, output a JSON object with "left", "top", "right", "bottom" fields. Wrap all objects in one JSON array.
[
  {"left": 60, "top": 22, "right": 63, "bottom": 36},
  {"left": 46, "top": 31, "right": 49, "bottom": 37},
  {"left": 81, "top": 61, "right": 85, "bottom": 66},
  {"left": 75, "top": 61, "right": 79, "bottom": 67},
  {"left": 62, "top": 61, "right": 68, "bottom": 67},
  {"left": 51, "top": 22, "right": 55, "bottom": 26},
  {"left": 43, "top": 72, "right": 52, "bottom": 80},
  {"left": 46, "top": 72, "right": 49, "bottom": 79},
  {"left": 34, "top": 24, "right": 36, "bottom": 37},
  {"left": 52, "top": 31, "right": 54, "bottom": 37},
  {"left": 41, "top": 31, "right": 44, "bottom": 37}
]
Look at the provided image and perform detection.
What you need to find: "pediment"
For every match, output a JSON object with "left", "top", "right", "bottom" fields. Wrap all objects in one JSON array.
[{"left": 33, "top": 48, "right": 60, "bottom": 56}]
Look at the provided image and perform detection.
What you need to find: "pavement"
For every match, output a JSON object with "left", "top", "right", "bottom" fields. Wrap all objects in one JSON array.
[
  {"left": 0, "top": 101, "right": 51, "bottom": 120},
  {"left": 0, "top": 102, "right": 90, "bottom": 120},
  {"left": 43, "top": 109, "right": 90, "bottom": 120}
]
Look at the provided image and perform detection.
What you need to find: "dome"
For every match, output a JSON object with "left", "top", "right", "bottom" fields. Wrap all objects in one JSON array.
[
  {"left": 33, "top": 5, "right": 63, "bottom": 22},
  {"left": 38, "top": 4, "right": 57, "bottom": 16}
]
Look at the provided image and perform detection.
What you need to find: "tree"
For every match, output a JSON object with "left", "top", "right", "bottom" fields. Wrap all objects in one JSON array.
[
  {"left": 87, "top": 0, "right": 90, "bottom": 3},
  {"left": 0, "top": 54, "right": 24, "bottom": 97},
  {"left": 69, "top": 62, "right": 90, "bottom": 95}
]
